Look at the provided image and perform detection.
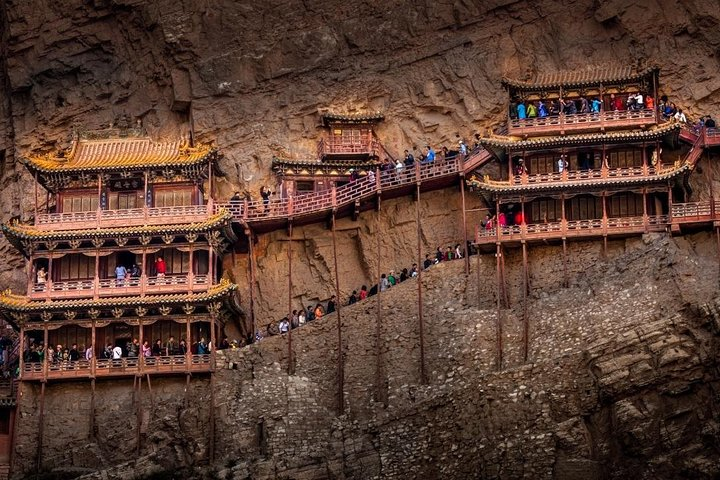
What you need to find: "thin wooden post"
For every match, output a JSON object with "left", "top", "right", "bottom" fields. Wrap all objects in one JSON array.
[
  {"left": 187, "top": 243, "right": 195, "bottom": 293},
  {"left": 476, "top": 249, "right": 482, "bottom": 307},
  {"left": 94, "top": 249, "right": 100, "bottom": 300},
  {"left": 331, "top": 212, "right": 344, "bottom": 413},
  {"left": 495, "top": 242, "right": 503, "bottom": 370},
  {"left": 246, "top": 227, "right": 256, "bottom": 342},
  {"left": 42, "top": 325, "right": 49, "bottom": 381},
  {"left": 47, "top": 252, "right": 53, "bottom": 301},
  {"left": 90, "top": 320, "right": 96, "bottom": 377},
  {"left": 374, "top": 227, "right": 386, "bottom": 405},
  {"left": 416, "top": 183, "right": 427, "bottom": 385},
  {"left": 185, "top": 316, "right": 191, "bottom": 374},
  {"left": 36, "top": 382, "right": 46, "bottom": 473},
  {"left": 642, "top": 188, "right": 649, "bottom": 233},
  {"left": 602, "top": 191, "right": 608, "bottom": 255},
  {"left": 90, "top": 378, "right": 96, "bottom": 438},
  {"left": 460, "top": 174, "right": 470, "bottom": 275},
  {"left": 18, "top": 326, "right": 24, "bottom": 380},
  {"left": 96, "top": 174, "right": 102, "bottom": 227},
  {"left": 135, "top": 375, "right": 142, "bottom": 456},
  {"left": 34, "top": 171, "right": 38, "bottom": 220},
  {"left": 522, "top": 241, "right": 529, "bottom": 363},
  {"left": 287, "top": 222, "right": 294, "bottom": 375},
  {"left": 209, "top": 313, "right": 217, "bottom": 464},
  {"left": 562, "top": 238, "right": 569, "bottom": 288}
]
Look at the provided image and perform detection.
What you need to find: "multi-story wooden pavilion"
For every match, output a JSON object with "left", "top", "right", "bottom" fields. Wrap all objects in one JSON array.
[
  {"left": 0, "top": 128, "right": 241, "bottom": 382},
  {"left": 272, "top": 112, "right": 386, "bottom": 197}
]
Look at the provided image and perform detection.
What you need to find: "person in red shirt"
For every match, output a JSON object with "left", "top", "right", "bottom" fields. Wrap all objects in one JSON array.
[
  {"left": 359, "top": 285, "right": 368, "bottom": 300},
  {"left": 155, "top": 256, "right": 166, "bottom": 277},
  {"left": 514, "top": 210, "right": 525, "bottom": 226}
]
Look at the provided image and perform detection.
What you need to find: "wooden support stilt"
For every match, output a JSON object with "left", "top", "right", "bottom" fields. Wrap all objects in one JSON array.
[
  {"left": 374, "top": 227, "right": 386, "bottom": 406},
  {"left": 36, "top": 382, "right": 46, "bottom": 473},
  {"left": 246, "top": 227, "right": 257, "bottom": 342},
  {"left": 500, "top": 244, "right": 509, "bottom": 308},
  {"left": 476, "top": 250, "right": 482, "bottom": 307},
  {"left": 495, "top": 242, "right": 503, "bottom": 371},
  {"left": 135, "top": 375, "right": 142, "bottom": 456},
  {"left": 287, "top": 222, "right": 294, "bottom": 375},
  {"left": 209, "top": 370, "right": 216, "bottom": 463},
  {"left": 522, "top": 241, "right": 529, "bottom": 363},
  {"left": 460, "top": 175, "right": 470, "bottom": 275},
  {"left": 562, "top": 238, "right": 569, "bottom": 288},
  {"left": 416, "top": 182, "right": 427, "bottom": 385},
  {"left": 89, "top": 378, "right": 96, "bottom": 438},
  {"left": 331, "top": 212, "right": 344, "bottom": 413}
]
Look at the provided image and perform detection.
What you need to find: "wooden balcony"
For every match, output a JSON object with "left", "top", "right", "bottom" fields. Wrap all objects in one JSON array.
[
  {"left": 706, "top": 128, "right": 720, "bottom": 147},
  {"left": 29, "top": 274, "right": 210, "bottom": 300},
  {"left": 34, "top": 204, "right": 211, "bottom": 231},
  {"left": 671, "top": 201, "right": 720, "bottom": 226},
  {"left": 22, "top": 354, "right": 212, "bottom": 381},
  {"left": 507, "top": 109, "right": 656, "bottom": 136},
  {"left": 475, "top": 214, "right": 669, "bottom": 245}
]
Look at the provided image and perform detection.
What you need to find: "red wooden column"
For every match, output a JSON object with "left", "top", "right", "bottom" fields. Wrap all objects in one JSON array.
[
  {"left": 90, "top": 320, "right": 97, "bottom": 377},
  {"left": 46, "top": 252, "right": 54, "bottom": 301},
  {"left": 602, "top": 192, "right": 608, "bottom": 255},
  {"left": 642, "top": 188, "right": 649, "bottom": 232},
  {"left": 286, "top": 222, "right": 294, "bottom": 375},
  {"left": 18, "top": 326, "right": 24, "bottom": 380},
  {"left": 331, "top": 212, "right": 344, "bottom": 413},
  {"left": 187, "top": 242, "right": 195, "bottom": 294},
  {"left": 416, "top": 182, "right": 427, "bottom": 385},
  {"left": 495, "top": 242, "right": 503, "bottom": 370},
  {"left": 96, "top": 174, "right": 102, "bottom": 227},
  {"left": 522, "top": 240, "right": 529, "bottom": 363}
]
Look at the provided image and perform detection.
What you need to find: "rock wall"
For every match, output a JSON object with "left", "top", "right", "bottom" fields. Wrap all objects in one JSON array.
[{"left": 24, "top": 231, "right": 720, "bottom": 479}]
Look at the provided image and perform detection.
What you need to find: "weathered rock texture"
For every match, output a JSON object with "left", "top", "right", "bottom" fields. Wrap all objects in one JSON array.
[{"left": 15, "top": 232, "right": 720, "bottom": 479}]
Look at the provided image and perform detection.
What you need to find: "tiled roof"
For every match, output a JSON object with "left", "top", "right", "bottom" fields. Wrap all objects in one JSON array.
[
  {"left": 480, "top": 122, "right": 679, "bottom": 150},
  {"left": 0, "top": 279, "right": 237, "bottom": 315},
  {"left": 23, "top": 135, "right": 214, "bottom": 174},
  {"left": 467, "top": 163, "right": 688, "bottom": 194},
  {"left": 502, "top": 65, "right": 658, "bottom": 90},
  {"left": 322, "top": 112, "right": 385, "bottom": 125},
  {"left": 1, "top": 210, "right": 233, "bottom": 255}
]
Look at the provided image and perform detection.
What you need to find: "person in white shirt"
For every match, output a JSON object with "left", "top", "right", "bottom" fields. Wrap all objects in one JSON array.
[
  {"left": 635, "top": 93, "right": 644, "bottom": 110},
  {"left": 85, "top": 345, "right": 93, "bottom": 361},
  {"left": 674, "top": 109, "right": 687, "bottom": 123},
  {"left": 112, "top": 345, "right": 122, "bottom": 360}
]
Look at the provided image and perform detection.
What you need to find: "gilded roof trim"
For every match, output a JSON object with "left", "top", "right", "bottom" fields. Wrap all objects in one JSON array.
[
  {"left": 322, "top": 112, "right": 385, "bottom": 125},
  {"left": 502, "top": 65, "right": 658, "bottom": 91},
  {"left": 22, "top": 135, "right": 215, "bottom": 174},
  {"left": 0, "top": 279, "right": 237, "bottom": 314},
  {"left": 1, "top": 211, "right": 234, "bottom": 256},
  {"left": 479, "top": 122, "right": 679, "bottom": 150}
]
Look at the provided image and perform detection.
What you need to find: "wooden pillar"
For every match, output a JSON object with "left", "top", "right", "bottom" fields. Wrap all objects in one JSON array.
[
  {"left": 34, "top": 171, "right": 39, "bottom": 220},
  {"left": 135, "top": 375, "right": 142, "bottom": 456},
  {"left": 90, "top": 320, "right": 96, "bottom": 377},
  {"left": 653, "top": 69, "right": 660, "bottom": 124},
  {"left": 208, "top": 248, "right": 215, "bottom": 287},
  {"left": 187, "top": 243, "right": 195, "bottom": 293},
  {"left": 331, "top": 213, "right": 344, "bottom": 413},
  {"left": 185, "top": 316, "right": 192, "bottom": 370},
  {"left": 374, "top": 227, "right": 386, "bottom": 406},
  {"left": 602, "top": 191, "right": 608, "bottom": 255},
  {"left": 476, "top": 248, "right": 482, "bottom": 307},
  {"left": 495, "top": 242, "right": 503, "bottom": 371},
  {"left": 42, "top": 325, "right": 49, "bottom": 381},
  {"left": 416, "top": 182, "right": 427, "bottom": 385},
  {"left": 93, "top": 249, "right": 100, "bottom": 300},
  {"left": 138, "top": 316, "right": 144, "bottom": 372},
  {"left": 36, "top": 381, "right": 46, "bottom": 473},
  {"left": 18, "top": 326, "right": 24, "bottom": 380},
  {"left": 642, "top": 188, "right": 649, "bottom": 233},
  {"left": 287, "top": 222, "right": 294, "bottom": 375},
  {"left": 89, "top": 379, "right": 96, "bottom": 439},
  {"left": 208, "top": 312, "right": 217, "bottom": 463},
  {"left": 47, "top": 252, "right": 53, "bottom": 300},
  {"left": 562, "top": 238, "right": 569, "bottom": 288},
  {"left": 460, "top": 174, "right": 470, "bottom": 275},
  {"left": 96, "top": 174, "right": 102, "bottom": 227},
  {"left": 522, "top": 241, "right": 529, "bottom": 363},
  {"left": 246, "top": 227, "right": 257, "bottom": 342}
]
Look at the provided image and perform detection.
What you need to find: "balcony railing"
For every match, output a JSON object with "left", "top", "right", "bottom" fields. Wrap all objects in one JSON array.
[
  {"left": 475, "top": 214, "right": 669, "bottom": 244},
  {"left": 215, "top": 156, "right": 464, "bottom": 222},
  {"left": 35, "top": 204, "right": 210, "bottom": 230},
  {"left": 508, "top": 109, "right": 656, "bottom": 135},
  {"left": 30, "top": 274, "right": 210, "bottom": 300},
  {"left": 22, "top": 354, "right": 212, "bottom": 380},
  {"left": 671, "top": 200, "right": 720, "bottom": 223}
]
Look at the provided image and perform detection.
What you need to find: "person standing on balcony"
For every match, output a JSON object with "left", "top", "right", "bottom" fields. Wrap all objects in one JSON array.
[
  {"left": 425, "top": 145, "right": 436, "bottom": 163},
  {"left": 85, "top": 344, "right": 93, "bottom": 361},
  {"left": 155, "top": 256, "right": 166, "bottom": 278},
  {"left": 115, "top": 263, "right": 127, "bottom": 286},
  {"left": 127, "top": 338, "right": 139, "bottom": 358},
  {"left": 517, "top": 102, "right": 527, "bottom": 119},
  {"left": 558, "top": 155, "right": 568, "bottom": 173},
  {"left": 260, "top": 186, "right": 271, "bottom": 212},
  {"left": 579, "top": 96, "right": 589, "bottom": 114},
  {"left": 404, "top": 149, "right": 415, "bottom": 167},
  {"left": 69, "top": 344, "right": 80, "bottom": 363},
  {"left": 36, "top": 266, "right": 46, "bottom": 285},
  {"left": 591, "top": 97, "right": 602, "bottom": 114},
  {"left": 142, "top": 340, "right": 151, "bottom": 358},
  {"left": 527, "top": 102, "right": 537, "bottom": 118},
  {"left": 674, "top": 109, "right": 687, "bottom": 124},
  {"left": 635, "top": 92, "right": 644, "bottom": 110},
  {"left": 165, "top": 336, "right": 177, "bottom": 356},
  {"left": 112, "top": 344, "right": 122, "bottom": 361},
  {"left": 538, "top": 101, "right": 548, "bottom": 118}
]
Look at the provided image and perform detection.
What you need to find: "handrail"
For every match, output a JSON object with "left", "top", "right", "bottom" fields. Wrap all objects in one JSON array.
[
  {"left": 508, "top": 109, "right": 655, "bottom": 133},
  {"left": 29, "top": 274, "right": 209, "bottom": 300},
  {"left": 35, "top": 204, "right": 208, "bottom": 229}
]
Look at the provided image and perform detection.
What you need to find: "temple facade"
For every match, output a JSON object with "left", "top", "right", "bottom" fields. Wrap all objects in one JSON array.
[
  {"left": 469, "top": 67, "right": 710, "bottom": 249},
  {"left": 0, "top": 127, "right": 240, "bottom": 381}
]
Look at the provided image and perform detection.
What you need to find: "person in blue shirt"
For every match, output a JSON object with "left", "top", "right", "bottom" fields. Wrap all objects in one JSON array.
[
  {"left": 517, "top": 102, "right": 527, "bottom": 119},
  {"left": 538, "top": 101, "right": 547, "bottom": 118},
  {"left": 425, "top": 145, "right": 436, "bottom": 163},
  {"left": 591, "top": 97, "right": 602, "bottom": 113}
]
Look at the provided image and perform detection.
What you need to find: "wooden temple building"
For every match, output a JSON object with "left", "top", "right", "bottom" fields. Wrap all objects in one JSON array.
[
  {"left": 272, "top": 112, "right": 386, "bottom": 197},
  {"left": 0, "top": 128, "right": 241, "bottom": 383},
  {"left": 469, "top": 67, "right": 708, "bottom": 251}
]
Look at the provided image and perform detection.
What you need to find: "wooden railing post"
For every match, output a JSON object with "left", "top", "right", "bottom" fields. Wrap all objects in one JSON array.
[
  {"left": 331, "top": 186, "right": 337, "bottom": 208},
  {"left": 287, "top": 196, "right": 294, "bottom": 216}
]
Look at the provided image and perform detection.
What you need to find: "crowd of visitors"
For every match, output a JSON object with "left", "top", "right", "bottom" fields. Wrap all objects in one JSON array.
[{"left": 256, "top": 242, "right": 474, "bottom": 341}]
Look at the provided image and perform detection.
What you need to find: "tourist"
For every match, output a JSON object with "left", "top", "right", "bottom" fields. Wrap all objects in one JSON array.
[
  {"left": 36, "top": 266, "right": 46, "bottom": 285},
  {"left": 260, "top": 186, "right": 271, "bottom": 212},
  {"left": 298, "top": 309, "right": 306, "bottom": 325},
  {"left": 459, "top": 140, "right": 468, "bottom": 156},
  {"left": 399, "top": 268, "right": 408, "bottom": 282},
  {"left": 557, "top": 155, "right": 568, "bottom": 173},
  {"left": 674, "top": 109, "right": 687, "bottom": 123},
  {"left": 646, "top": 95, "right": 654, "bottom": 110},
  {"left": 112, "top": 344, "right": 123, "bottom": 361},
  {"left": 423, "top": 254, "right": 432, "bottom": 270},
  {"left": 704, "top": 116, "right": 716, "bottom": 128},
  {"left": 446, "top": 246, "right": 454, "bottom": 261},
  {"left": 380, "top": 274, "right": 390, "bottom": 292},
  {"left": 635, "top": 92, "right": 644, "bottom": 110},
  {"left": 367, "top": 169, "right": 375, "bottom": 184},
  {"left": 517, "top": 102, "right": 527, "bottom": 119},
  {"left": 165, "top": 336, "right": 177, "bottom": 355},
  {"left": 179, "top": 338, "right": 188, "bottom": 355},
  {"left": 152, "top": 339, "right": 162, "bottom": 356},
  {"left": 130, "top": 264, "right": 141, "bottom": 278},
  {"left": 85, "top": 344, "right": 93, "bottom": 361},
  {"left": 155, "top": 256, "right": 166, "bottom": 278},
  {"left": 348, "top": 291, "right": 358, "bottom": 305},
  {"left": 388, "top": 271, "right": 397, "bottom": 286},
  {"left": 218, "top": 337, "right": 230, "bottom": 350},
  {"left": 102, "top": 343, "right": 112, "bottom": 360},
  {"left": 359, "top": 285, "right": 368, "bottom": 300},
  {"left": 197, "top": 338, "right": 208, "bottom": 355},
  {"left": 306, "top": 305, "right": 315, "bottom": 322},
  {"left": 404, "top": 149, "right": 415, "bottom": 167},
  {"left": 579, "top": 96, "right": 589, "bottom": 114},
  {"left": 538, "top": 101, "right": 547, "bottom": 118},
  {"left": 54, "top": 344, "right": 63, "bottom": 363},
  {"left": 395, "top": 159, "right": 404, "bottom": 175},
  {"left": 69, "top": 344, "right": 80, "bottom": 362},
  {"left": 141, "top": 340, "right": 151, "bottom": 358},
  {"left": 498, "top": 211, "right": 507, "bottom": 228},
  {"left": 509, "top": 100, "right": 518, "bottom": 119},
  {"left": 424, "top": 145, "right": 436, "bottom": 163},
  {"left": 410, "top": 264, "right": 418, "bottom": 277},
  {"left": 115, "top": 263, "right": 127, "bottom": 286},
  {"left": 327, "top": 296, "right": 336, "bottom": 314},
  {"left": 291, "top": 310, "right": 299, "bottom": 328},
  {"left": 591, "top": 97, "right": 602, "bottom": 113},
  {"left": 279, "top": 317, "right": 290, "bottom": 333},
  {"left": 455, "top": 244, "right": 462, "bottom": 259},
  {"left": 127, "top": 338, "right": 139, "bottom": 358},
  {"left": 314, "top": 303, "right": 325, "bottom": 319},
  {"left": 526, "top": 102, "right": 537, "bottom": 118}
]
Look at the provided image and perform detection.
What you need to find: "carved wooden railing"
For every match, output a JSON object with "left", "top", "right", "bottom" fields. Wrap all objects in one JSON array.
[
  {"left": 35, "top": 204, "right": 210, "bottom": 230},
  {"left": 22, "top": 354, "right": 211, "bottom": 380},
  {"left": 30, "top": 274, "right": 210, "bottom": 300},
  {"left": 508, "top": 109, "right": 656, "bottom": 135},
  {"left": 216, "top": 156, "right": 465, "bottom": 222},
  {"left": 475, "top": 214, "right": 669, "bottom": 244},
  {"left": 671, "top": 200, "right": 720, "bottom": 223}
]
